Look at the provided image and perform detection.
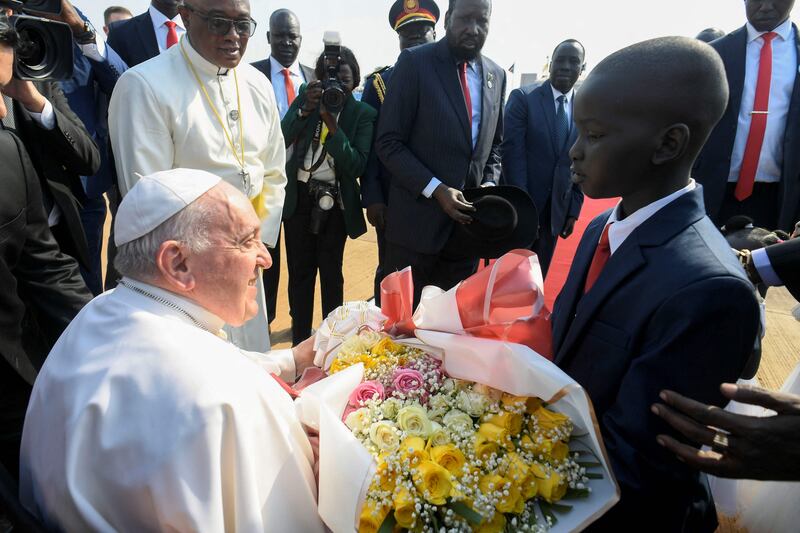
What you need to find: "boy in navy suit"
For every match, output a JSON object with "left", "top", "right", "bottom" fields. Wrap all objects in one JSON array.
[{"left": 552, "top": 37, "right": 761, "bottom": 531}]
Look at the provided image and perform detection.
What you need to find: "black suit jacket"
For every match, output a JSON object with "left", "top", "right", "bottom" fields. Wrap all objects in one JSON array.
[
  {"left": 552, "top": 187, "right": 760, "bottom": 532},
  {"left": 0, "top": 131, "right": 91, "bottom": 385},
  {"left": 250, "top": 57, "right": 316, "bottom": 87},
  {"left": 106, "top": 11, "right": 160, "bottom": 68},
  {"left": 765, "top": 237, "right": 800, "bottom": 300},
  {"left": 12, "top": 81, "right": 101, "bottom": 268},
  {"left": 502, "top": 81, "right": 583, "bottom": 236},
  {"left": 694, "top": 24, "right": 800, "bottom": 231},
  {"left": 376, "top": 39, "right": 506, "bottom": 254}
]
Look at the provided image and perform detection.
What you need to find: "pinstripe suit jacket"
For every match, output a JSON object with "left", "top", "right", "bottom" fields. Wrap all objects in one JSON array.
[{"left": 376, "top": 39, "right": 506, "bottom": 254}]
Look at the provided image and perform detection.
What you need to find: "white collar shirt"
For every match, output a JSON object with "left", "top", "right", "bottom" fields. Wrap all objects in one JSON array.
[
  {"left": 728, "top": 19, "right": 797, "bottom": 183},
  {"left": 149, "top": 4, "right": 185, "bottom": 53},
  {"left": 604, "top": 180, "right": 697, "bottom": 255},
  {"left": 550, "top": 85, "right": 575, "bottom": 125},
  {"left": 270, "top": 56, "right": 307, "bottom": 119},
  {"left": 463, "top": 59, "right": 482, "bottom": 148}
]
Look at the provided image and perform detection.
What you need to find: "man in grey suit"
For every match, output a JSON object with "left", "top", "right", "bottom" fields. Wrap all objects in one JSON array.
[
  {"left": 502, "top": 40, "right": 586, "bottom": 276},
  {"left": 376, "top": 0, "right": 506, "bottom": 305}
]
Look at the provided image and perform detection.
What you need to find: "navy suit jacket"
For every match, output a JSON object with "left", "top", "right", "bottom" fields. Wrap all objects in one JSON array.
[
  {"left": 501, "top": 81, "right": 583, "bottom": 237},
  {"left": 765, "top": 237, "right": 800, "bottom": 300},
  {"left": 61, "top": 8, "right": 128, "bottom": 199},
  {"left": 552, "top": 187, "right": 760, "bottom": 531},
  {"left": 360, "top": 65, "right": 394, "bottom": 207},
  {"left": 376, "top": 39, "right": 506, "bottom": 254},
  {"left": 693, "top": 24, "right": 800, "bottom": 231},
  {"left": 106, "top": 11, "right": 159, "bottom": 68}
]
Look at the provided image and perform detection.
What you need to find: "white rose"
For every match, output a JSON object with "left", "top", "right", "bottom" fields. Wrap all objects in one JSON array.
[
  {"left": 456, "top": 390, "right": 490, "bottom": 418},
  {"left": 381, "top": 398, "right": 403, "bottom": 420},
  {"left": 359, "top": 330, "right": 384, "bottom": 350},
  {"left": 443, "top": 409, "right": 475, "bottom": 433},
  {"left": 441, "top": 379, "right": 458, "bottom": 394},
  {"left": 345, "top": 408, "right": 371, "bottom": 433},
  {"left": 369, "top": 420, "right": 400, "bottom": 451},
  {"left": 427, "top": 393, "right": 451, "bottom": 422},
  {"left": 427, "top": 422, "right": 451, "bottom": 447},
  {"left": 396, "top": 404, "right": 433, "bottom": 438}
]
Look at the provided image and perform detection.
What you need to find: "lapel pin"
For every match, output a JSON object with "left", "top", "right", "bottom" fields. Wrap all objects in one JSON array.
[{"left": 487, "top": 72, "right": 494, "bottom": 89}]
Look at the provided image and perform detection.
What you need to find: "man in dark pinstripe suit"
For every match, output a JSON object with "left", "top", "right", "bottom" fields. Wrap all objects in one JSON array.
[{"left": 376, "top": 0, "right": 506, "bottom": 305}]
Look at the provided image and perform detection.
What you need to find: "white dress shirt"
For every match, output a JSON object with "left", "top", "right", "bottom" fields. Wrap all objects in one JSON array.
[
  {"left": 19, "top": 278, "right": 324, "bottom": 533},
  {"left": 728, "top": 19, "right": 797, "bottom": 184},
  {"left": 551, "top": 85, "right": 575, "bottom": 125},
  {"left": 270, "top": 56, "right": 307, "bottom": 119},
  {"left": 603, "top": 180, "right": 697, "bottom": 254},
  {"left": 149, "top": 4, "right": 185, "bottom": 53},
  {"left": 422, "top": 59, "right": 484, "bottom": 198},
  {"left": 751, "top": 246, "right": 783, "bottom": 286}
]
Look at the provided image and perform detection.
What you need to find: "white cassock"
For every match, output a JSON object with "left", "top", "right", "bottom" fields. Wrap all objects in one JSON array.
[
  {"left": 19, "top": 279, "right": 325, "bottom": 533},
  {"left": 108, "top": 36, "right": 286, "bottom": 353}
]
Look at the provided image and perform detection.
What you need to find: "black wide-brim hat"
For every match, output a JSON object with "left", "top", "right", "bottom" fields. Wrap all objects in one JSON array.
[{"left": 442, "top": 185, "right": 539, "bottom": 260}]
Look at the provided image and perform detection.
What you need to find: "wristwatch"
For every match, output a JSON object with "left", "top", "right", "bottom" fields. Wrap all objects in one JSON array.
[{"left": 74, "top": 20, "right": 96, "bottom": 45}]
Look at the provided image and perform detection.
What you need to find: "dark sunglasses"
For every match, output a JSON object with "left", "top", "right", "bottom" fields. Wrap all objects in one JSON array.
[{"left": 184, "top": 4, "right": 257, "bottom": 37}]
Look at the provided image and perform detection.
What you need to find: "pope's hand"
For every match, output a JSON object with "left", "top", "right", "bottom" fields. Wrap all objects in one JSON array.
[{"left": 292, "top": 335, "right": 317, "bottom": 377}]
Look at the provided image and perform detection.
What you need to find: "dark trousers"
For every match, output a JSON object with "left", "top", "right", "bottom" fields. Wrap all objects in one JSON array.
[
  {"left": 384, "top": 240, "right": 478, "bottom": 308},
  {"left": 0, "top": 363, "right": 31, "bottom": 482},
  {"left": 284, "top": 181, "right": 348, "bottom": 346},
  {"left": 531, "top": 202, "right": 556, "bottom": 278},
  {"left": 716, "top": 182, "right": 780, "bottom": 230},
  {"left": 261, "top": 226, "right": 281, "bottom": 325},
  {"left": 78, "top": 194, "right": 107, "bottom": 296},
  {"left": 373, "top": 226, "right": 387, "bottom": 306}
]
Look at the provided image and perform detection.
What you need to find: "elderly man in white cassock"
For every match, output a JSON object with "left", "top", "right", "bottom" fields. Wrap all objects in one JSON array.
[
  {"left": 109, "top": 0, "right": 284, "bottom": 353},
  {"left": 19, "top": 169, "right": 325, "bottom": 533}
]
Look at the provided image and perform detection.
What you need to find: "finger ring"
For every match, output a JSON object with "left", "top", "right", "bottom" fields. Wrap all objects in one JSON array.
[{"left": 712, "top": 430, "right": 729, "bottom": 452}]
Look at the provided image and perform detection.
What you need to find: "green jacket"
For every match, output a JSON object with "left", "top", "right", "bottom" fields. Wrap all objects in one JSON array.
[{"left": 281, "top": 84, "right": 377, "bottom": 239}]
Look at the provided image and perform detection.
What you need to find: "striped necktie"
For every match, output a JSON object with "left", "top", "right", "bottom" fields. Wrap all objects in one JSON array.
[{"left": 555, "top": 94, "right": 569, "bottom": 151}]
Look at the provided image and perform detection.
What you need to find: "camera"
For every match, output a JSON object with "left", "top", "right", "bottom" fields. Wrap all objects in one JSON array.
[
  {"left": 307, "top": 179, "right": 338, "bottom": 235},
  {"left": 1, "top": 0, "right": 74, "bottom": 81},
  {"left": 320, "top": 31, "right": 346, "bottom": 114}
]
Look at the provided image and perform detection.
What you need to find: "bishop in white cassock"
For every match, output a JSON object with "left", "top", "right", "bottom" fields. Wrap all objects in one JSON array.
[
  {"left": 19, "top": 169, "right": 325, "bottom": 533},
  {"left": 108, "top": 0, "right": 285, "bottom": 353}
]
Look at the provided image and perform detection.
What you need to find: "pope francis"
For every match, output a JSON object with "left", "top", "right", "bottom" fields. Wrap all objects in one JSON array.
[
  {"left": 109, "top": 0, "right": 284, "bottom": 353},
  {"left": 19, "top": 169, "right": 325, "bottom": 533}
]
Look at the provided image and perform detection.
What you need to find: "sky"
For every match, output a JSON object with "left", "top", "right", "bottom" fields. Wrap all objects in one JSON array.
[{"left": 83, "top": 0, "right": 800, "bottom": 89}]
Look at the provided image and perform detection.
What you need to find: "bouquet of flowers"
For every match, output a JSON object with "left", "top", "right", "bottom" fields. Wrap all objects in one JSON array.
[
  {"left": 296, "top": 251, "right": 619, "bottom": 532},
  {"left": 331, "top": 333, "right": 603, "bottom": 532}
]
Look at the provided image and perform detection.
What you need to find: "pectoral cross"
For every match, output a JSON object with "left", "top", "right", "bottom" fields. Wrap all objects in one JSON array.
[{"left": 240, "top": 168, "right": 251, "bottom": 193}]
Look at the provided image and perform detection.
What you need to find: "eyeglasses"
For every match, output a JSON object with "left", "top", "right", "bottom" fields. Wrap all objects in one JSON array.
[{"left": 184, "top": 4, "right": 257, "bottom": 37}]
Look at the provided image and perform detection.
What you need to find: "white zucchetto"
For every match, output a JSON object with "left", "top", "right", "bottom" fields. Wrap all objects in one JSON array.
[{"left": 115, "top": 168, "right": 222, "bottom": 246}]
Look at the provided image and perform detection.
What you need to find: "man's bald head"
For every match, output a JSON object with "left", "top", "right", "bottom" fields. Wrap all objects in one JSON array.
[
  {"left": 268, "top": 9, "right": 302, "bottom": 68},
  {"left": 583, "top": 36, "right": 729, "bottom": 154}
]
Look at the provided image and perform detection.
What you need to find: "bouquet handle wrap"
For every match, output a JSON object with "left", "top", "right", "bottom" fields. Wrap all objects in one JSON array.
[{"left": 381, "top": 249, "right": 553, "bottom": 358}]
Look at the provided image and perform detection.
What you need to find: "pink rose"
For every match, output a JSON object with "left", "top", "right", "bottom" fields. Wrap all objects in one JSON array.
[
  {"left": 392, "top": 368, "right": 425, "bottom": 396},
  {"left": 348, "top": 380, "right": 385, "bottom": 407}
]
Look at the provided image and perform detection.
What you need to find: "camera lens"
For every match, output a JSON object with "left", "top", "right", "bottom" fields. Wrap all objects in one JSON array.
[
  {"left": 11, "top": 15, "right": 74, "bottom": 81},
  {"left": 322, "top": 85, "right": 345, "bottom": 114}
]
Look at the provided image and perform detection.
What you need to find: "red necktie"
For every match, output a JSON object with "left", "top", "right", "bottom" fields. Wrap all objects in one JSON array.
[
  {"left": 584, "top": 224, "right": 612, "bottom": 294},
  {"left": 165, "top": 21, "right": 179, "bottom": 49},
  {"left": 282, "top": 68, "right": 296, "bottom": 107},
  {"left": 735, "top": 31, "right": 778, "bottom": 201},
  {"left": 459, "top": 62, "right": 473, "bottom": 126}
]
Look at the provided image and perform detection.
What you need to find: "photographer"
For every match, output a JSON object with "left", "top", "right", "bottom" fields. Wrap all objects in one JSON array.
[
  {"left": 281, "top": 44, "right": 376, "bottom": 346},
  {"left": 0, "top": 14, "right": 91, "bottom": 481}
]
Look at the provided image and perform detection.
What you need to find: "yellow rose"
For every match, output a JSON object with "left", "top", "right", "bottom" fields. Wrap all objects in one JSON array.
[
  {"left": 393, "top": 486, "right": 417, "bottom": 529},
  {"left": 480, "top": 473, "right": 522, "bottom": 514},
  {"left": 400, "top": 436, "right": 429, "bottom": 465},
  {"left": 475, "top": 511, "right": 506, "bottom": 533},
  {"left": 374, "top": 460, "right": 397, "bottom": 493},
  {"left": 532, "top": 406, "right": 572, "bottom": 434},
  {"left": 429, "top": 444, "right": 467, "bottom": 475},
  {"left": 526, "top": 397, "right": 543, "bottom": 414},
  {"left": 521, "top": 473, "right": 538, "bottom": 499},
  {"left": 329, "top": 357, "right": 350, "bottom": 374},
  {"left": 501, "top": 393, "right": 528, "bottom": 410},
  {"left": 483, "top": 411, "right": 523, "bottom": 436},
  {"left": 371, "top": 337, "right": 404, "bottom": 356},
  {"left": 473, "top": 383, "right": 503, "bottom": 402},
  {"left": 538, "top": 470, "right": 568, "bottom": 503},
  {"left": 478, "top": 422, "right": 508, "bottom": 445},
  {"left": 413, "top": 460, "right": 453, "bottom": 505},
  {"left": 397, "top": 405, "right": 433, "bottom": 438},
  {"left": 550, "top": 441, "right": 570, "bottom": 462},
  {"left": 358, "top": 499, "right": 389, "bottom": 533},
  {"left": 473, "top": 433, "right": 499, "bottom": 458},
  {"left": 500, "top": 452, "right": 530, "bottom": 483}
]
